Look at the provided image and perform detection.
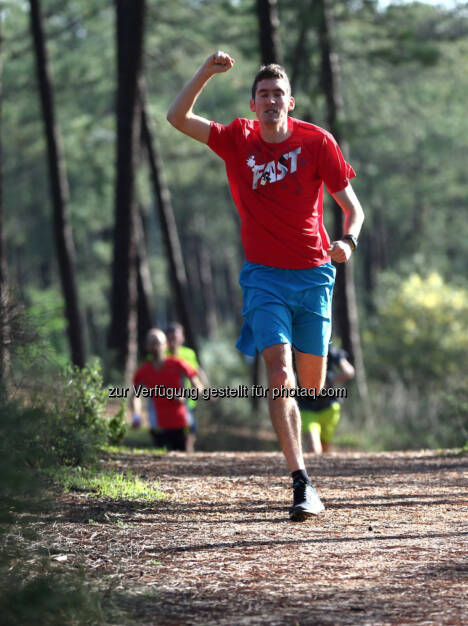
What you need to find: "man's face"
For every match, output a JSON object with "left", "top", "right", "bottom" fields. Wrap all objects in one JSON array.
[
  {"left": 167, "top": 327, "right": 184, "bottom": 353},
  {"left": 249, "top": 78, "right": 294, "bottom": 125}
]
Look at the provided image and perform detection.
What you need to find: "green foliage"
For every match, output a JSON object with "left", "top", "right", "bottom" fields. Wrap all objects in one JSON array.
[
  {"left": 106, "top": 401, "right": 129, "bottom": 446},
  {"left": 48, "top": 361, "right": 130, "bottom": 465},
  {"left": 0, "top": 563, "right": 104, "bottom": 626},
  {"left": 360, "top": 272, "right": 468, "bottom": 449},
  {"left": 0, "top": 395, "right": 111, "bottom": 625},
  {"left": 44, "top": 361, "right": 110, "bottom": 466},
  {"left": 0, "top": 399, "right": 48, "bottom": 522},
  {"left": 365, "top": 272, "right": 468, "bottom": 386}
]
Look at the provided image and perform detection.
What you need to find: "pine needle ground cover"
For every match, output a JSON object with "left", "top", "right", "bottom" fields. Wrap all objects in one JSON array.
[{"left": 28, "top": 449, "right": 467, "bottom": 625}]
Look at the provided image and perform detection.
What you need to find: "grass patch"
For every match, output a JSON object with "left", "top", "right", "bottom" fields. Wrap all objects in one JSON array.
[
  {"left": 104, "top": 444, "right": 167, "bottom": 456},
  {"left": 49, "top": 466, "right": 165, "bottom": 501}
]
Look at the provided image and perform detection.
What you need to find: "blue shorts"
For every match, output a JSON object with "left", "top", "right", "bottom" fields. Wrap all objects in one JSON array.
[{"left": 236, "top": 261, "right": 335, "bottom": 357}]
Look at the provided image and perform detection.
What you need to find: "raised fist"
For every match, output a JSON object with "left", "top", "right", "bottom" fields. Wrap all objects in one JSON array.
[{"left": 203, "top": 51, "right": 235, "bottom": 75}]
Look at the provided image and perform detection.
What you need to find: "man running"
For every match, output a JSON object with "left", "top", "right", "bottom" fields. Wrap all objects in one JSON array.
[
  {"left": 166, "top": 322, "right": 207, "bottom": 453},
  {"left": 167, "top": 51, "right": 364, "bottom": 520},
  {"left": 131, "top": 329, "right": 203, "bottom": 451}
]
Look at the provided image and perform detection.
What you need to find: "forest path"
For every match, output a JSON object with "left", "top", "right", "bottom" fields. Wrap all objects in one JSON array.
[{"left": 52, "top": 450, "right": 467, "bottom": 625}]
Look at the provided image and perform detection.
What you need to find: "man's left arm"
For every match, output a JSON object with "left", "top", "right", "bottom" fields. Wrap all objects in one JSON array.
[
  {"left": 328, "top": 184, "right": 365, "bottom": 263},
  {"left": 189, "top": 374, "right": 204, "bottom": 395}
]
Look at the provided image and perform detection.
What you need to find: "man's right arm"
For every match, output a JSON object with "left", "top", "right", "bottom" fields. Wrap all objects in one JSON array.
[{"left": 166, "top": 51, "right": 235, "bottom": 144}]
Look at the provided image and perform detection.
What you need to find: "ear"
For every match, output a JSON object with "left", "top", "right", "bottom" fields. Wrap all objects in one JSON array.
[
  {"left": 249, "top": 98, "right": 256, "bottom": 113},
  {"left": 288, "top": 96, "right": 295, "bottom": 112}
]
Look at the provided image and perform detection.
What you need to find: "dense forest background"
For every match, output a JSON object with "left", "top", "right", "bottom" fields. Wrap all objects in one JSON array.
[{"left": 2, "top": 0, "right": 467, "bottom": 450}]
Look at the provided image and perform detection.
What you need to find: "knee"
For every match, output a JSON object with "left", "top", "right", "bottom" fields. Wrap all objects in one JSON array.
[
  {"left": 302, "top": 381, "right": 323, "bottom": 394},
  {"left": 297, "top": 371, "right": 325, "bottom": 394},
  {"left": 267, "top": 365, "right": 296, "bottom": 390}
]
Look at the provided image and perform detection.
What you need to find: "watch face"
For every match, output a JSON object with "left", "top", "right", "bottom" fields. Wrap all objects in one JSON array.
[{"left": 344, "top": 235, "right": 357, "bottom": 249}]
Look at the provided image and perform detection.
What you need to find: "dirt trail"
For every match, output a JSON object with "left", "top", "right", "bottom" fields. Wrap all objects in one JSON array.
[{"left": 49, "top": 450, "right": 467, "bottom": 625}]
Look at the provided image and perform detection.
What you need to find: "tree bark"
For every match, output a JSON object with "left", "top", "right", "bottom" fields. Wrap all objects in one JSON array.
[
  {"left": 253, "top": 0, "right": 284, "bottom": 408},
  {"left": 140, "top": 87, "right": 199, "bottom": 357},
  {"left": 135, "top": 207, "right": 154, "bottom": 357},
  {"left": 0, "top": 16, "right": 9, "bottom": 383},
  {"left": 108, "top": 0, "right": 145, "bottom": 382},
  {"left": 193, "top": 222, "right": 218, "bottom": 340},
  {"left": 256, "top": 0, "right": 283, "bottom": 65},
  {"left": 29, "top": 0, "right": 86, "bottom": 368},
  {"left": 317, "top": 0, "right": 369, "bottom": 409}
]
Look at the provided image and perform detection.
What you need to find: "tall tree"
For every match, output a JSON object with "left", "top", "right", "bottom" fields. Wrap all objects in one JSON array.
[
  {"left": 193, "top": 215, "right": 218, "bottom": 339},
  {"left": 256, "top": 0, "right": 283, "bottom": 65},
  {"left": 135, "top": 207, "right": 154, "bottom": 357},
  {"left": 29, "top": 0, "right": 85, "bottom": 367},
  {"left": 140, "top": 87, "right": 199, "bottom": 356},
  {"left": 317, "top": 0, "right": 369, "bottom": 407},
  {"left": 108, "top": 0, "right": 145, "bottom": 381},
  {"left": 0, "top": 14, "right": 9, "bottom": 382},
  {"left": 252, "top": 0, "right": 284, "bottom": 406}
]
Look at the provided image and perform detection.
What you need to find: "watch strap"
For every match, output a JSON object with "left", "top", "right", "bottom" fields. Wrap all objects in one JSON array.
[{"left": 342, "top": 234, "right": 358, "bottom": 250}]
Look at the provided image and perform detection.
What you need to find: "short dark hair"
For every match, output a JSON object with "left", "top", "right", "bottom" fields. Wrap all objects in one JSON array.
[
  {"left": 251, "top": 64, "right": 291, "bottom": 99},
  {"left": 166, "top": 321, "right": 183, "bottom": 335}
]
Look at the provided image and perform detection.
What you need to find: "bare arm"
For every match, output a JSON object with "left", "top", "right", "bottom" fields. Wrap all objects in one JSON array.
[
  {"left": 189, "top": 374, "right": 204, "bottom": 395},
  {"left": 328, "top": 183, "right": 365, "bottom": 263},
  {"left": 166, "top": 51, "right": 235, "bottom": 144},
  {"left": 330, "top": 357, "right": 355, "bottom": 386},
  {"left": 128, "top": 389, "right": 143, "bottom": 428}
]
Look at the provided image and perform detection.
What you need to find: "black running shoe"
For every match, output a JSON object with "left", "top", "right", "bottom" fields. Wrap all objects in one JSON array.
[{"left": 289, "top": 480, "right": 325, "bottom": 521}]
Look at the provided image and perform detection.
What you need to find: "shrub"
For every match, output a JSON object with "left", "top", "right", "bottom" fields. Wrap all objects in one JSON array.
[{"left": 365, "top": 272, "right": 468, "bottom": 387}]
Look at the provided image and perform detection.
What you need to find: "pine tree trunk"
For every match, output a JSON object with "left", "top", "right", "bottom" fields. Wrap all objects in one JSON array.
[
  {"left": 317, "top": 0, "right": 369, "bottom": 409},
  {"left": 140, "top": 87, "right": 199, "bottom": 357},
  {"left": 256, "top": 0, "right": 283, "bottom": 65},
  {"left": 253, "top": 0, "right": 284, "bottom": 407},
  {"left": 184, "top": 235, "right": 204, "bottom": 338},
  {"left": 193, "top": 226, "right": 218, "bottom": 340},
  {"left": 0, "top": 17, "right": 9, "bottom": 383},
  {"left": 108, "top": 0, "right": 145, "bottom": 382},
  {"left": 135, "top": 207, "right": 154, "bottom": 357},
  {"left": 29, "top": 0, "right": 86, "bottom": 368}
]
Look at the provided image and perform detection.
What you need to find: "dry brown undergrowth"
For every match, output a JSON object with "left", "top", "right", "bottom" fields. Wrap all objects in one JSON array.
[{"left": 38, "top": 450, "right": 467, "bottom": 625}]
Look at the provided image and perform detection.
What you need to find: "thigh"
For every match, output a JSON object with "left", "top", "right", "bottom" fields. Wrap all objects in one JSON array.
[
  {"left": 318, "top": 403, "right": 341, "bottom": 443},
  {"left": 301, "top": 409, "right": 321, "bottom": 435},
  {"left": 294, "top": 349, "right": 327, "bottom": 392},
  {"left": 292, "top": 276, "right": 334, "bottom": 356},
  {"left": 246, "top": 301, "right": 293, "bottom": 355},
  {"left": 262, "top": 342, "right": 294, "bottom": 380}
]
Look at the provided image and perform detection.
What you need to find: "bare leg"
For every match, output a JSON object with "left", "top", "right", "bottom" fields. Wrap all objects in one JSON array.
[
  {"left": 262, "top": 344, "right": 305, "bottom": 472},
  {"left": 306, "top": 429, "right": 323, "bottom": 455},
  {"left": 295, "top": 349, "right": 327, "bottom": 457},
  {"left": 294, "top": 349, "right": 327, "bottom": 392},
  {"left": 185, "top": 432, "right": 196, "bottom": 453},
  {"left": 262, "top": 343, "right": 327, "bottom": 470}
]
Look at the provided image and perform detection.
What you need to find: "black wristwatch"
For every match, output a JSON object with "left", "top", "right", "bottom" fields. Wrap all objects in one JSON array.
[{"left": 342, "top": 234, "right": 358, "bottom": 251}]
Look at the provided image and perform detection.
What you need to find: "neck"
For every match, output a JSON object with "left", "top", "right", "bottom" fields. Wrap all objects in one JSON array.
[
  {"left": 151, "top": 355, "right": 165, "bottom": 368},
  {"left": 259, "top": 118, "right": 291, "bottom": 143}
]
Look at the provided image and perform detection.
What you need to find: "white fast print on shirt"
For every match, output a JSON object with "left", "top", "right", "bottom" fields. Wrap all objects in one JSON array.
[{"left": 247, "top": 147, "right": 301, "bottom": 190}]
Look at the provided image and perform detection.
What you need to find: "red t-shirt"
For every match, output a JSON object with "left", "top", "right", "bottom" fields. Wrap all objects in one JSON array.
[
  {"left": 133, "top": 357, "right": 197, "bottom": 429},
  {"left": 208, "top": 116, "right": 355, "bottom": 269}
]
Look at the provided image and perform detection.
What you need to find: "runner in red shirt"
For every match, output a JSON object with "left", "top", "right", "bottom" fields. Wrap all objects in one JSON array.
[
  {"left": 130, "top": 329, "right": 203, "bottom": 451},
  {"left": 167, "top": 52, "right": 364, "bottom": 518}
]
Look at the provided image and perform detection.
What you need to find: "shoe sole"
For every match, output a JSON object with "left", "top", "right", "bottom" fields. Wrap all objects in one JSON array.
[{"left": 289, "top": 505, "right": 325, "bottom": 521}]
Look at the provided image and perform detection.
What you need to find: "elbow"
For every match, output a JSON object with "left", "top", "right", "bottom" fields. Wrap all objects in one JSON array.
[
  {"left": 166, "top": 108, "right": 187, "bottom": 131},
  {"left": 166, "top": 110, "right": 178, "bottom": 128}
]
